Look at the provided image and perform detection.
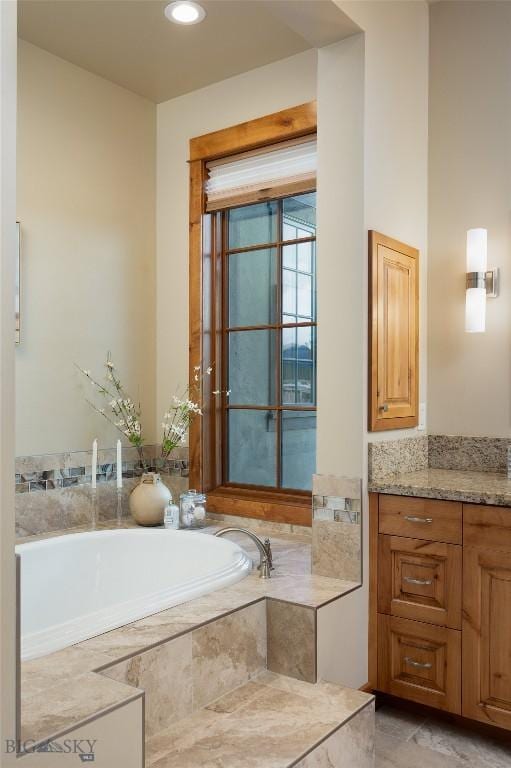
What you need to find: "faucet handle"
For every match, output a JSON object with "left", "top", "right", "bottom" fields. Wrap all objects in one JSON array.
[{"left": 264, "top": 538, "right": 274, "bottom": 570}]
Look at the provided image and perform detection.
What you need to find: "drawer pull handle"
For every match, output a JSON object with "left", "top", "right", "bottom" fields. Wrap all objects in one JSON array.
[
  {"left": 403, "top": 576, "right": 433, "bottom": 586},
  {"left": 404, "top": 657, "right": 432, "bottom": 670},
  {"left": 404, "top": 515, "right": 433, "bottom": 524}
]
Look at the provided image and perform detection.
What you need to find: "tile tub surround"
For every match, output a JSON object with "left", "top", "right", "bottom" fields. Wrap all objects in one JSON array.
[
  {"left": 311, "top": 474, "right": 362, "bottom": 582},
  {"left": 15, "top": 445, "right": 189, "bottom": 537},
  {"left": 20, "top": 521, "right": 361, "bottom": 750},
  {"left": 102, "top": 602, "right": 267, "bottom": 737},
  {"left": 267, "top": 599, "right": 316, "bottom": 683},
  {"left": 144, "top": 672, "right": 374, "bottom": 768},
  {"left": 15, "top": 444, "right": 189, "bottom": 492}
]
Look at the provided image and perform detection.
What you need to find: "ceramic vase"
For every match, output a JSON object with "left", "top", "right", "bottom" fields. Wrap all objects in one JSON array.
[{"left": 129, "top": 472, "right": 171, "bottom": 526}]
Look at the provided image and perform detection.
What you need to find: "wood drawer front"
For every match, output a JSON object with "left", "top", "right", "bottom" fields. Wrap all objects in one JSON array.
[
  {"left": 377, "top": 614, "right": 461, "bottom": 714},
  {"left": 378, "top": 535, "right": 462, "bottom": 629},
  {"left": 379, "top": 495, "right": 462, "bottom": 544},
  {"left": 463, "top": 504, "right": 511, "bottom": 552}
]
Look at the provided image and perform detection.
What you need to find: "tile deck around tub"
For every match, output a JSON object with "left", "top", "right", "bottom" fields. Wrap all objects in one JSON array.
[{"left": 20, "top": 521, "right": 361, "bottom": 750}]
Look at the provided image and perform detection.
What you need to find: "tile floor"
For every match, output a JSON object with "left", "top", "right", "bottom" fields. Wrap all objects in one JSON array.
[{"left": 375, "top": 702, "right": 511, "bottom": 768}]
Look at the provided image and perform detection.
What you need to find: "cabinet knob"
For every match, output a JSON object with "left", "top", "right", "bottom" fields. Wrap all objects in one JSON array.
[{"left": 379, "top": 403, "right": 389, "bottom": 412}]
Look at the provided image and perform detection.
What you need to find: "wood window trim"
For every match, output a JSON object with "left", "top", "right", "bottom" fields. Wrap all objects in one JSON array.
[{"left": 189, "top": 101, "right": 317, "bottom": 527}]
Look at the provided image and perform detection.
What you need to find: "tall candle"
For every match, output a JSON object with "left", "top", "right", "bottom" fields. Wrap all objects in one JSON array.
[
  {"left": 116, "top": 439, "right": 123, "bottom": 489},
  {"left": 91, "top": 438, "right": 98, "bottom": 490}
]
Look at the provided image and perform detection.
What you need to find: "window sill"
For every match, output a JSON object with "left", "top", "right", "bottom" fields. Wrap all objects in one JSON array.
[{"left": 206, "top": 485, "right": 312, "bottom": 527}]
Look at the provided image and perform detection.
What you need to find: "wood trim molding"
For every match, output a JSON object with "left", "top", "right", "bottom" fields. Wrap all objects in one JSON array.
[
  {"left": 188, "top": 102, "right": 317, "bottom": 517},
  {"left": 190, "top": 101, "right": 317, "bottom": 162},
  {"left": 368, "top": 492, "right": 379, "bottom": 689},
  {"left": 206, "top": 487, "right": 312, "bottom": 527}
]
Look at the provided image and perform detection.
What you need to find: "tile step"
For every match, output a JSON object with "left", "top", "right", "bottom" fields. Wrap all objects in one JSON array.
[{"left": 146, "top": 670, "right": 374, "bottom": 768}]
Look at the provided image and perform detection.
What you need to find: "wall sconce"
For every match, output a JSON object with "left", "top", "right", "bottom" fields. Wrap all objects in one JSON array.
[{"left": 465, "top": 228, "right": 499, "bottom": 333}]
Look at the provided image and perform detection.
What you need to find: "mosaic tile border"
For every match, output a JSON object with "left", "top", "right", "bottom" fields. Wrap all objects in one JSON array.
[{"left": 15, "top": 446, "right": 189, "bottom": 494}]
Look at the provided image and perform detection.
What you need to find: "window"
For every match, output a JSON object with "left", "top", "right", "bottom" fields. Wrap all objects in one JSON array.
[
  {"left": 188, "top": 102, "right": 317, "bottom": 524},
  {"left": 224, "top": 193, "right": 316, "bottom": 492}
]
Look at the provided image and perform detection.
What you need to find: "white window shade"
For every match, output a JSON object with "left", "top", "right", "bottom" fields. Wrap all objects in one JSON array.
[{"left": 205, "top": 137, "right": 316, "bottom": 211}]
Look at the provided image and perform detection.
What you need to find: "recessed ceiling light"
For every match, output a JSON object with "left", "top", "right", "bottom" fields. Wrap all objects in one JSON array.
[{"left": 164, "top": 1, "right": 206, "bottom": 25}]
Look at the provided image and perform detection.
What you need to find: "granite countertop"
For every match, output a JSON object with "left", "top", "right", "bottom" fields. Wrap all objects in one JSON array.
[
  {"left": 20, "top": 520, "right": 361, "bottom": 750},
  {"left": 369, "top": 467, "right": 511, "bottom": 506}
]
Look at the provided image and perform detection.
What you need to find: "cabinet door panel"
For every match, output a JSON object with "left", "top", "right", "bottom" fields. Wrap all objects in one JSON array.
[
  {"left": 463, "top": 546, "right": 511, "bottom": 730},
  {"left": 369, "top": 231, "right": 418, "bottom": 431},
  {"left": 378, "top": 535, "right": 462, "bottom": 628},
  {"left": 378, "top": 614, "right": 461, "bottom": 713}
]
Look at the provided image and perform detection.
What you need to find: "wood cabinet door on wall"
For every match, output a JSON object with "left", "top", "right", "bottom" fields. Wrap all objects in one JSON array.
[
  {"left": 369, "top": 231, "right": 419, "bottom": 431},
  {"left": 463, "top": 545, "right": 511, "bottom": 730}
]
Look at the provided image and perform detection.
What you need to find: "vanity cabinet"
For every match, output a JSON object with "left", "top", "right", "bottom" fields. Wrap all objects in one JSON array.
[
  {"left": 462, "top": 505, "right": 511, "bottom": 730},
  {"left": 370, "top": 494, "right": 511, "bottom": 730}
]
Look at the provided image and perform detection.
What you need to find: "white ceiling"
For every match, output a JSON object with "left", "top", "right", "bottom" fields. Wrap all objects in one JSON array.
[{"left": 18, "top": 0, "right": 360, "bottom": 104}]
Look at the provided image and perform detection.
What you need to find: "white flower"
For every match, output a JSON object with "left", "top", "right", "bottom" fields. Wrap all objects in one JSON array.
[
  {"left": 109, "top": 399, "right": 117, "bottom": 408},
  {"left": 107, "top": 373, "right": 113, "bottom": 381},
  {"left": 194, "top": 365, "right": 201, "bottom": 371},
  {"left": 212, "top": 390, "right": 220, "bottom": 395},
  {"left": 194, "top": 374, "right": 199, "bottom": 382},
  {"left": 164, "top": 412, "right": 171, "bottom": 419},
  {"left": 124, "top": 429, "right": 130, "bottom": 436},
  {"left": 106, "top": 361, "right": 114, "bottom": 369},
  {"left": 99, "top": 408, "right": 105, "bottom": 414},
  {"left": 206, "top": 366, "right": 212, "bottom": 375},
  {"left": 226, "top": 390, "right": 231, "bottom": 397}
]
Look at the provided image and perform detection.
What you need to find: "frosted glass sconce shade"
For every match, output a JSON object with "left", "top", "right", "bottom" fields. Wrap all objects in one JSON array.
[{"left": 465, "top": 228, "right": 499, "bottom": 333}]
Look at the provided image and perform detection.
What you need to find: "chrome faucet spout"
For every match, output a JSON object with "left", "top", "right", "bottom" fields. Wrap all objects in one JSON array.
[{"left": 214, "top": 527, "right": 273, "bottom": 579}]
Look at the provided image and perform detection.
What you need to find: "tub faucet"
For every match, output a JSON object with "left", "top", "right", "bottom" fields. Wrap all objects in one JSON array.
[{"left": 214, "top": 528, "right": 273, "bottom": 579}]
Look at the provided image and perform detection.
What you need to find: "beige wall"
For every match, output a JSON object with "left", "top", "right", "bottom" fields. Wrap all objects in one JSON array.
[
  {"left": 156, "top": 48, "right": 318, "bottom": 421},
  {"left": 16, "top": 41, "right": 157, "bottom": 457},
  {"left": 428, "top": 1, "right": 511, "bottom": 437},
  {"left": 333, "top": 0, "right": 429, "bottom": 688},
  {"left": 340, "top": 0, "right": 429, "bottom": 446},
  {"left": 1, "top": 2, "right": 17, "bottom": 762}
]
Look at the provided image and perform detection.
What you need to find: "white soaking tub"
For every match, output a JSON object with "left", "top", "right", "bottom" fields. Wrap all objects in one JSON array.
[{"left": 16, "top": 528, "right": 251, "bottom": 661}]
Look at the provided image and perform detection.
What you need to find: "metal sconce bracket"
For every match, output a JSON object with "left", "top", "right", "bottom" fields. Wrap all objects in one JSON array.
[{"left": 466, "top": 268, "right": 499, "bottom": 297}]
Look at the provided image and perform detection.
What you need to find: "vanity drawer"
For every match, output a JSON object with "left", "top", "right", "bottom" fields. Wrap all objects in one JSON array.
[
  {"left": 377, "top": 614, "right": 461, "bottom": 713},
  {"left": 378, "top": 535, "right": 462, "bottom": 628},
  {"left": 379, "top": 495, "right": 462, "bottom": 544}
]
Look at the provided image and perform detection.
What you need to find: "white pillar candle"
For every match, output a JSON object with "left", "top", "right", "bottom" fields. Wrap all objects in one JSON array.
[
  {"left": 116, "top": 439, "right": 123, "bottom": 489},
  {"left": 91, "top": 438, "right": 98, "bottom": 490}
]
